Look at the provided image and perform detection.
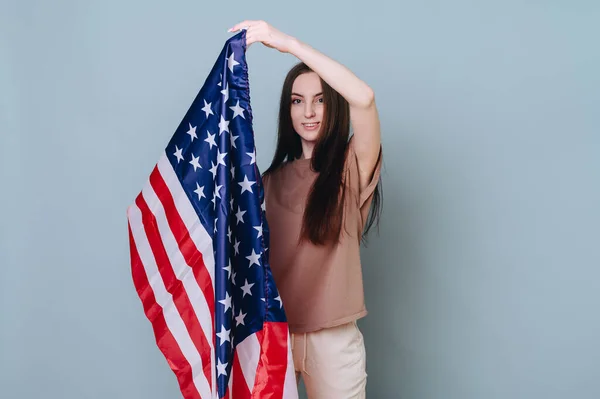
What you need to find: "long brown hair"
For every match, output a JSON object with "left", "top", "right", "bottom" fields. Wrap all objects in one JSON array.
[{"left": 263, "top": 61, "right": 382, "bottom": 246}]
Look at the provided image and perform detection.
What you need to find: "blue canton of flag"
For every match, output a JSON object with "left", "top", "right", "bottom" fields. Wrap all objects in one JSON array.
[{"left": 127, "top": 29, "right": 298, "bottom": 399}]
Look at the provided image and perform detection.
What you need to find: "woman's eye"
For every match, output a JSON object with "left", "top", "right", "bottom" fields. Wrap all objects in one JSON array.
[{"left": 291, "top": 97, "right": 322, "bottom": 104}]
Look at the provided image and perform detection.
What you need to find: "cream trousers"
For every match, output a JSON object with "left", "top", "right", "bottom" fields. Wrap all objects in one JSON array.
[{"left": 291, "top": 320, "right": 367, "bottom": 399}]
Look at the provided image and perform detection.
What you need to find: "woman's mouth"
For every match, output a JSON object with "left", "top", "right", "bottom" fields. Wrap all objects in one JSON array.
[{"left": 302, "top": 122, "right": 320, "bottom": 131}]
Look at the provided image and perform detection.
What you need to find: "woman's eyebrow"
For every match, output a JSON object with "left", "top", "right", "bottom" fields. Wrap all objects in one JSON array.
[{"left": 291, "top": 92, "right": 323, "bottom": 97}]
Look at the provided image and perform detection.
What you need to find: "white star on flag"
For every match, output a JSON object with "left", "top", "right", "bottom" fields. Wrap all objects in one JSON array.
[
  {"left": 216, "top": 325, "right": 231, "bottom": 346},
  {"left": 227, "top": 52, "right": 240, "bottom": 72},
  {"left": 230, "top": 100, "right": 245, "bottom": 119},
  {"left": 204, "top": 130, "right": 217, "bottom": 149},
  {"left": 218, "top": 115, "right": 230, "bottom": 135},
  {"left": 220, "top": 82, "right": 229, "bottom": 103},
  {"left": 173, "top": 146, "right": 184, "bottom": 163},
  {"left": 189, "top": 154, "right": 201, "bottom": 171},
  {"left": 186, "top": 123, "right": 198, "bottom": 141},
  {"left": 246, "top": 249, "right": 261, "bottom": 267},
  {"left": 241, "top": 279, "right": 254, "bottom": 297},
  {"left": 217, "top": 358, "right": 228, "bottom": 376},
  {"left": 235, "top": 309, "right": 246, "bottom": 326},
  {"left": 219, "top": 291, "right": 232, "bottom": 312},
  {"left": 246, "top": 149, "right": 256, "bottom": 165},
  {"left": 201, "top": 99, "right": 213, "bottom": 118},
  {"left": 194, "top": 183, "right": 205, "bottom": 200},
  {"left": 238, "top": 175, "right": 256, "bottom": 194}
]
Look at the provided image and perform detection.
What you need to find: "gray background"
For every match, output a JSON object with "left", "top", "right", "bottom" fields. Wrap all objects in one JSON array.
[{"left": 1, "top": 0, "right": 599, "bottom": 398}]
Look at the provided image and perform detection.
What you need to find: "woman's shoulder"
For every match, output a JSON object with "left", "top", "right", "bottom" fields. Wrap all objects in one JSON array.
[{"left": 261, "top": 161, "right": 291, "bottom": 190}]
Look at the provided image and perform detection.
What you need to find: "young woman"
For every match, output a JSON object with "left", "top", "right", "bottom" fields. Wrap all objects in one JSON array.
[{"left": 228, "top": 20, "right": 383, "bottom": 398}]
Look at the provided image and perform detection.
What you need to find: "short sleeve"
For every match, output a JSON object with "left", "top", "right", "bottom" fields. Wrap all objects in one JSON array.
[{"left": 346, "top": 135, "right": 382, "bottom": 210}]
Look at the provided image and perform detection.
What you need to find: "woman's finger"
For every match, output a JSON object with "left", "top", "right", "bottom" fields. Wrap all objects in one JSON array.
[
  {"left": 245, "top": 32, "right": 261, "bottom": 48},
  {"left": 228, "top": 20, "right": 259, "bottom": 32}
]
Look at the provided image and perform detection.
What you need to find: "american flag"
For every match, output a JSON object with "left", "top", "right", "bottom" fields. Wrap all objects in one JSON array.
[{"left": 126, "top": 29, "right": 298, "bottom": 399}]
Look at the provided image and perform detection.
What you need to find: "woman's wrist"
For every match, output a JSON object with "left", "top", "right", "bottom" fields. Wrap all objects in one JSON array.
[{"left": 286, "top": 36, "right": 303, "bottom": 55}]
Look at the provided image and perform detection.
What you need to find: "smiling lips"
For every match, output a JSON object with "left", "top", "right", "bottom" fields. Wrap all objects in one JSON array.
[{"left": 302, "top": 122, "right": 320, "bottom": 131}]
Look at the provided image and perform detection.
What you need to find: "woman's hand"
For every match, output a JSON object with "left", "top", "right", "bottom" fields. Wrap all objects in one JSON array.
[{"left": 228, "top": 20, "right": 297, "bottom": 53}]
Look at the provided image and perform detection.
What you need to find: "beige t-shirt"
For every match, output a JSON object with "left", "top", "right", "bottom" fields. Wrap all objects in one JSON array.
[{"left": 263, "top": 136, "right": 382, "bottom": 333}]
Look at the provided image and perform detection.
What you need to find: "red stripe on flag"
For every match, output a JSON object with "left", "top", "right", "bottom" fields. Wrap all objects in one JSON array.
[
  {"left": 135, "top": 193, "right": 213, "bottom": 389},
  {"left": 150, "top": 166, "right": 216, "bottom": 323},
  {"left": 128, "top": 224, "right": 202, "bottom": 399},
  {"left": 232, "top": 351, "right": 252, "bottom": 399},
  {"left": 251, "top": 322, "right": 289, "bottom": 399}
]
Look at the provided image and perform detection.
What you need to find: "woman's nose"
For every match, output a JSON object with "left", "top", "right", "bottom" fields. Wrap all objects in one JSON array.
[{"left": 304, "top": 104, "right": 315, "bottom": 118}]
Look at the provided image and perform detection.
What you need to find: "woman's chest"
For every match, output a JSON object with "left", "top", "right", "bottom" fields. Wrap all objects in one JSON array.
[{"left": 266, "top": 168, "right": 315, "bottom": 214}]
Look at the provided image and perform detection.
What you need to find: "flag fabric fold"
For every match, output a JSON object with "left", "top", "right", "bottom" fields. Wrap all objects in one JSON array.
[{"left": 127, "top": 29, "right": 298, "bottom": 399}]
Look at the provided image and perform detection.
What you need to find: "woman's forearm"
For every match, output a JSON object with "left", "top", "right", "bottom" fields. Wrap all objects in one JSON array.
[{"left": 288, "top": 38, "right": 375, "bottom": 109}]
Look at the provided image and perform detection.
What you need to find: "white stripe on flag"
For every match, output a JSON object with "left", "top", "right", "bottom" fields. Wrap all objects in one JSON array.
[
  {"left": 128, "top": 203, "right": 213, "bottom": 399},
  {"left": 283, "top": 332, "right": 299, "bottom": 399},
  {"left": 236, "top": 333, "right": 261, "bottom": 394}
]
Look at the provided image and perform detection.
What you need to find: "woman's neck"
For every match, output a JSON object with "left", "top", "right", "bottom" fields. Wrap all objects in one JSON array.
[{"left": 300, "top": 139, "right": 315, "bottom": 159}]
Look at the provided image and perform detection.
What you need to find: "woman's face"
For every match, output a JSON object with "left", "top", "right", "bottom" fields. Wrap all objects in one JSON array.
[{"left": 290, "top": 72, "right": 324, "bottom": 144}]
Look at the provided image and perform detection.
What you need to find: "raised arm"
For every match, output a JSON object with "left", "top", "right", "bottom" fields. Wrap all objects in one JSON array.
[
  {"left": 229, "top": 20, "right": 382, "bottom": 190},
  {"left": 287, "top": 39, "right": 381, "bottom": 188}
]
